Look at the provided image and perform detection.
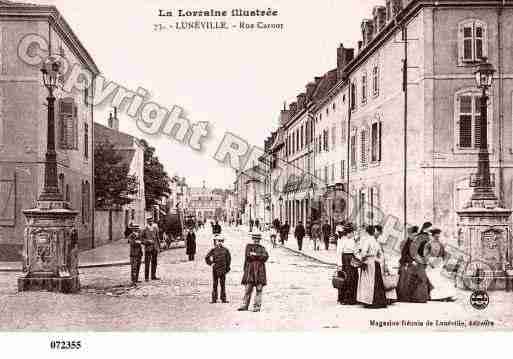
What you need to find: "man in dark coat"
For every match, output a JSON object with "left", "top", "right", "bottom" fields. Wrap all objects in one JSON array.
[
  {"left": 322, "top": 220, "right": 331, "bottom": 250},
  {"left": 249, "top": 218, "right": 254, "bottom": 232},
  {"left": 273, "top": 218, "right": 281, "bottom": 231},
  {"left": 294, "top": 221, "right": 306, "bottom": 251},
  {"left": 255, "top": 218, "right": 260, "bottom": 231},
  {"left": 238, "top": 233, "right": 269, "bottom": 312},
  {"left": 279, "top": 221, "right": 289, "bottom": 245},
  {"left": 141, "top": 217, "right": 161, "bottom": 281},
  {"left": 128, "top": 230, "right": 143, "bottom": 284},
  {"left": 185, "top": 228, "right": 196, "bottom": 261},
  {"left": 205, "top": 236, "right": 231, "bottom": 303}
]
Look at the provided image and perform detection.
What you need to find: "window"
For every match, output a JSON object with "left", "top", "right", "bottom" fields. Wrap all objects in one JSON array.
[
  {"left": 350, "top": 132, "right": 357, "bottom": 169},
  {"left": 459, "top": 20, "right": 487, "bottom": 64},
  {"left": 361, "top": 72, "right": 368, "bottom": 104},
  {"left": 332, "top": 125, "right": 337, "bottom": 147},
  {"left": 371, "top": 121, "right": 382, "bottom": 162},
  {"left": 58, "top": 97, "right": 78, "bottom": 150},
  {"left": 372, "top": 66, "right": 380, "bottom": 97},
  {"left": 323, "top": 129, "right": 329, "bottom": 152},
  {"left": 65, "top": 184, "right": 70, "bottom": 202},
  {"left": 360, "top": 128, "right": 369, "bottom": 168},
  {"left": 296, "top": 130, "right": 300, "bottom": 152},
  {"left": 340, "top": 160, "right": 346, "bottom": 180},
  {"left": 350, "top": 82, "right": 357, "bottom": 111},
  {"left": 333, "top": 103, "right": 336, "bottom": 111},
  {"left": 84, "top": 122, "right": 89, "bottom": 159},
  {"left": 359, "top": 189, "right": 366, "bottom": 227},
  {"left": 455, "top": 90, "right": 490, "bottom": 150},
  {"left": 331, "top": 163, "right": 335, "bottom": 182},
  {"left": 291, "top": 134, "right": 295, "bottom": 155},
  {"left": 340, "top": 121, "right": 347, "bottom": 144},
  {"left": 324, "top": 166, "right": 328, "bottom": 184}
]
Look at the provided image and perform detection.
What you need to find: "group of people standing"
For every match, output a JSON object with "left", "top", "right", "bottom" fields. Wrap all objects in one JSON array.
[
  {"left": 334, "top": 221, "right": 454, "bottom": 309},
  {"left": 126, "top": 217, "right": 162, "bottom": 284}
]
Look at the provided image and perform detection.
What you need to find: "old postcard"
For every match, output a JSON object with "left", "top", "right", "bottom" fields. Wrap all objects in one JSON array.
[{"left": 1, "top": 0, "right": 513, "bottom": 344}]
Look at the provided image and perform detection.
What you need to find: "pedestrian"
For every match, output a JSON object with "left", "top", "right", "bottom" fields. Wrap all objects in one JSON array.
[
  {"left": 249, "top": 218, "right": 254, "bottom": 232},
  {"left": 141, "top": 217, "right": 161, "bottom": 281},
  {"left": 425, "top": 228, "right": 455, "bottom": 302},
  {"left": 273, "top": 218, "right": 281, "bottom": 231},
  {"left": 374, "top": 224, "right": 396, "bottom": 302},
  {"left": 255, "top": 218, "right": 260, "bottom": 231},
  {"left": 205, "top": 236, "right": 231, "bottom": 303},
  {"left": 185, "top": 227, "right": 196, "bottom": 261},
  {"left": 279, "top": 222, "right": 289, "bottom": 245},
  {"left": 128, "top": 230, "right": 143, "bottom": 284},
  {"left": 269, "top": 226, "right": 278, "bottom": 248},
  {"left": 322, "top": 220, "right": 331, "bottom": 250},
  {"left": 125, "top": 221, "right": 135, "bottom": 242},
  {"left": 408, "top": 222, "right": 434, "bottom": 303},
  {"left": 213, "top": 220, "right": 222, "bottom": 235},
  {"left": 356, "top": 225, "right": 388, "bottom": 309},
  {"left": 294, "top": 221, "right": 306, "bottom": 251},
  {"left": 238, "top": 233, "right": 269, "bottom": 312},
  {"left": 336, "top": 223, "right": 358, "bottom": 305},
  {"left": 310, "top": 221, "right": 321, "bottom": 251},
  {"left": 397, "top": 226, "right": 418, "bottom": 302}
]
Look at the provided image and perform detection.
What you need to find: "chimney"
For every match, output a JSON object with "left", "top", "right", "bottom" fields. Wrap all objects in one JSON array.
[
  {"left": 108, "top": 112, "right": 113, "bottom": 128},
  {"left": 373, "top": 6, "right": 387, "bottom": 33},
  {"left": 306, "top": 82, "right": 316, "bottom": 100},
  {"left": 279, "top": 109, "right": 290, "bottom": 125},
  {"left": 337, "top": 44, "right": 355, "bottom": 79},
  {"left": 386, "top": 0, "right": 403, "bottom": 21},
  {"left": 358, "top": 40, "right": 363, "bottom": 52},
  {"left": 361, "top": 19, "right": 374, "bottom": 46},
  {"left": 289, "top": 102, "right": 297, "bottom": 116},
  {"left": 297, "top": 93, "right": 306, "bottom": 110}
]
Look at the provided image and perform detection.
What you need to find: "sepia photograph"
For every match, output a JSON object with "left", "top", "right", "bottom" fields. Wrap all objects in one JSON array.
[{"left": 1, "top": 0, "right": 513, "bottom": 352}]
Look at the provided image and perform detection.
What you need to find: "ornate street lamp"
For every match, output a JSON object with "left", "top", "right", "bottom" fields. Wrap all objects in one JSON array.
[
  {"left": 39, "top": 58, "right": 62, "bottom": 202},
  {"left": 470, "top": 57, "right": 496, "bottom": 204},
  {"left": 456, "top": 57, "right": 512, "bottom": 291},
  {"left": 18, "top": 57, "right": 79, "bottom": 293}
]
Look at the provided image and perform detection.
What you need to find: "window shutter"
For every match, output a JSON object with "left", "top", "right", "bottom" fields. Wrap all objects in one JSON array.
[
  {"left": 462, "top": 25, "right": 473, "bottom": 61},
  {"left": 341, "top": 121, "right": 346, "bottom": 143},
  {"left": 378, "top": 121, "right": 382, "bottom": 161},
  {"left": 360, "top": 129, "right": 368, "bottom": 167},
  {"left": 73, "top": 104, "right": 78, "bottom": 150},
  {"left": 475, "top": 24, "right": 484, "bottom": 60},
  {"left": 459, "top": 115, "right": 472, "bottom": 148}
]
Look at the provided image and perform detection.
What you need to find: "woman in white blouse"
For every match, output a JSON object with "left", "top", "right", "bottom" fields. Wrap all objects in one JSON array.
[
  {"left": 336, "top": 223, "right": 359, "bottom": 305},
  {"left": 356, "top": 225, "right": 388, "bottom": 308}
]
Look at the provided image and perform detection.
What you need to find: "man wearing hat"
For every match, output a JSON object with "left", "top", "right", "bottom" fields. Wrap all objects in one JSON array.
[
  {"left": 238, "top": 232, "right": 269, "bottom": 312},
  {"left": 141, "top": 217, "right": 161, "bottom": 281},
  {"left": 205, "top": 236, "right": 231, "bottom": 303}
]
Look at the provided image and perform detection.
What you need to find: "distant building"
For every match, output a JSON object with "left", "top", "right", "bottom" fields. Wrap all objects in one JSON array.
[
  {"left": 94, "top": 109, "right": 145, "bottom": 242},
  {"left": 188, "top": 184, "right": 224, "bottom": 221},
  {"left": 0, "top": 1, "right": 100, "bottom": 260}
]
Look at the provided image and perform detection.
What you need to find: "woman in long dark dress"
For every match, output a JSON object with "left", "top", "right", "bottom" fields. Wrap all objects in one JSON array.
[
  {"left": 408, "top": 222, "right": 434, "bottom": 303},
  {"left": 336, "top": 223, "right": 358, "bottom": 305},
  {"left": 185, "top": 228, "right": 197, "bottom": 261},
  {"left": 397, "top": 226, "right": 418, "bottom": 302}
]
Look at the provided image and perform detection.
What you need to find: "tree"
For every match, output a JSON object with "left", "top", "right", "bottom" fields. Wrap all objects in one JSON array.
[
  {"left": 140, "top": 139, "right": 171, "bottom": 208},
  {"left": 94, "top": 140, "right": 139, "bottom": 209}
]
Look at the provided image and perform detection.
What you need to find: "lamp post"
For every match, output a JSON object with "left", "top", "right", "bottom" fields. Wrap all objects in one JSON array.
[
  {"left": 470, "top": 58, "right": 496, "bottom": 204},
  {"left": 19, "top": 57, "right": 79, "bottom": 293}
]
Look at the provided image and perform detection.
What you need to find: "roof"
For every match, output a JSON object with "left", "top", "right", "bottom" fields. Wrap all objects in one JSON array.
[
  {"left": 94, "top": 122, "right": 135, "bottom": 149},
  {"left": 0, "top": 0, "right": 100, "bottom": 75}
]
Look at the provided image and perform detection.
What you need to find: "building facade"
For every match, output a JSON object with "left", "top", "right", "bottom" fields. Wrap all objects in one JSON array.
[
  {"left": 0, "top": 1, "right": 99, "bottom": 260},
  {"left": 188, "top": 185, "right": 224, "bottom": 222},
  {"left": 260, "top": 0, "right": 513, "bottom": 253}
]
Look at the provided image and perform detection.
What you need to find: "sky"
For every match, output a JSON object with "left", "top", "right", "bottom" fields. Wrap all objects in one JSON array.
[{"left": 30, "top": 0, "right": 378, "bottom": 188}]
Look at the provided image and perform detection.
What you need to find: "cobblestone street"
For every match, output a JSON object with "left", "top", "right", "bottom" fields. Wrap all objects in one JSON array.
[{"left": 1, "top": 227, "right": 513, "bottom": 331}]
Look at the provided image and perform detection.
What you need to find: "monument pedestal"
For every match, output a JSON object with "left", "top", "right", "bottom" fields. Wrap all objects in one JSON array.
[
  {"left": 18, "top": 200, "right": 79, "bottom": 294},
  {"left": 456, "top": 200, "right": 512, "bottom": 291}
]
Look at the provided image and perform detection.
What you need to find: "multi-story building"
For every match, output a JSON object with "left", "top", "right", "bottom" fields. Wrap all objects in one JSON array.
[
  {"left": 0, "top": 1, "right": 100, "bottom": 260},
  {"left": 261, "top": 0, "right": 513, "bottom": 248}
]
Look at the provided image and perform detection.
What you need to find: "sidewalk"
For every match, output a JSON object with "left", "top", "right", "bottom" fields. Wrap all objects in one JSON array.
[
  {"left": 0, "top": 239, "right": 185, "bottom": 272},
  {"left": 233, "top": 225, "right": 338, "bottom": 266}
]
